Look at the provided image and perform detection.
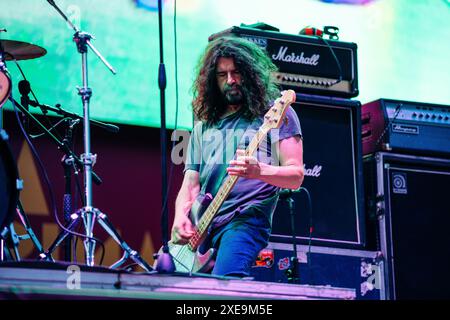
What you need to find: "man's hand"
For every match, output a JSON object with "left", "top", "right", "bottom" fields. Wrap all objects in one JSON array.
[
  {"left": 227, "top": 136, "right": 304, "bottom": 189},
  {"left": 227, "top": 149, "right": 261, "bottom": 179},
  {"left": 171, "top": 201, "right": 195, "bottom": 244}
]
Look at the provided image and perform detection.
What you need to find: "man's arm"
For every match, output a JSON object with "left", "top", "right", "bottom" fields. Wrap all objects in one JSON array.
[
  {"left": 227, "top": 135, "right": 304, "bottom": 190},
  {"left": 171, "top": 170, "right": 200, "bottom": 244}
]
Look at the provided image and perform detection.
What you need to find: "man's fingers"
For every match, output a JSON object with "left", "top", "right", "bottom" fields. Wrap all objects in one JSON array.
[
  {"left": 229, "top": 160, "right": 246, "bottom": 166},
  {"left": 235, "top": 156, "right": 257, "bottom": 164},
  {"left": 230, "top": 157, "right": 257, "bottom": 166},
  {"left": 180, "top": 229, "right": 195, "bottom": 237},
  {"left": 227, "top": 167, "right": 247, "bottom": 175},
  {"left": 172, "top": 228, "right": 195, "bottom": 244}
]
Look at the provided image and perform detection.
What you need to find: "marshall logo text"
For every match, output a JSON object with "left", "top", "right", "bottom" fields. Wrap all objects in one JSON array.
[
  {"left": 272, "top": 46, "right": 320, "bottom": 66},
  {"left": 304, "top": 164, "right": 322, "bottom": 177}
]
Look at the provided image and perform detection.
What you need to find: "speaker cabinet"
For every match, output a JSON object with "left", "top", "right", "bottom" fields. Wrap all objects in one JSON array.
[
  {"left": 364, "top": 152, "right": 450, "bottom": 299},
  {"left": 271, "top": 94, "right": 366, "bottom": 248}
]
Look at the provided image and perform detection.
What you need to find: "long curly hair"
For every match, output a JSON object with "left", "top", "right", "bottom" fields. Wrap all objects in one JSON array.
[{"left": 192, "top": 37, "right": 280, "bottom": 125}]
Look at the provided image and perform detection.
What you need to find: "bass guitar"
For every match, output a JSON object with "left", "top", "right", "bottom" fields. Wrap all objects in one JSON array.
[{"left": 161, "top": 89, "right": 296, "bottom": 273}]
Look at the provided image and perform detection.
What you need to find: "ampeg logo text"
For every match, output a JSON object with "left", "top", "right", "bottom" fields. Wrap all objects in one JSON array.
[
  {"left": 392, "top": 172, "right": 407, "bottom": 194},
  {"left": 392, "top": 124, "right": 419, "bottom": 135},
  {"left": 272, "top": 46, "right": 320, "bottom": 66}
]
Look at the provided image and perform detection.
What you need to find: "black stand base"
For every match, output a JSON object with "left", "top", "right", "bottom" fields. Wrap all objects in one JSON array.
[
  {"left": 0, "top": 201, "right": 45, "bottom": 262},
  {"left": 40, "top": 208, "right": 153, "bottom": 272},
  {"left": 153, "top": 244, "right": 175, "bottom": 273},
  {"left": 282, "top": 194, "right": 300, "bottom": 283}
]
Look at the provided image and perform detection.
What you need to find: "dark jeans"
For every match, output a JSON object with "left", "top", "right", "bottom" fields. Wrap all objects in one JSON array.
[{"left": 208, "top": 211, "right": 271, "bottom": 277}]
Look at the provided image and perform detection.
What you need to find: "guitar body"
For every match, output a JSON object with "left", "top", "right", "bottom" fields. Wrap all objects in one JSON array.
[
  {"left": 165, "top": 242, "right": 216, "bottom": 273},
  {"left": 158, "top": 192, "right": 216, "bottom": 273}
]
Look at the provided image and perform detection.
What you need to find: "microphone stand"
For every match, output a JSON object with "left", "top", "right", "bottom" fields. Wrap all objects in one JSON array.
[
  {"left": 61, "top": 118, "right": 77, "bottom": 262},
  {"left": 9, "top": 98, "right": 104, "bottom": 185},
  {"left": 279, "top": 189, "right": 300, "bottom": 283},
  {"left": 27, "top": 98, "right": 120, "bottom": 134},
  {"left": 45, "top": 0, "right": 152, "bottom": 272},
  {"left": 154, "top": 0, "right": 175, "bottom": 273}
]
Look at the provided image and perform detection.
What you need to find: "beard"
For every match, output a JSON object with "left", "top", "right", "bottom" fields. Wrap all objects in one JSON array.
[{"left": 222, "top": 84, "right": 244, "bottom": 105}]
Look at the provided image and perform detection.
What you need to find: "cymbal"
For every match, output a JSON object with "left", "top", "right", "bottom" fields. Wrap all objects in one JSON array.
[{"left": 0, "top": 39, "right": 47, "bottom": 61}]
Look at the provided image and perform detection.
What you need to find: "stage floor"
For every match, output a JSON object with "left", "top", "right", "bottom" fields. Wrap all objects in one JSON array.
[{"left": 0, "top": 261, "right": 355, "bottom": 300}]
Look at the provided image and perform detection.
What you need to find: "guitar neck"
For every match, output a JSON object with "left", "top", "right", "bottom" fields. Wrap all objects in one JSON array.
[{"left": 189, "top": 124, "right": 270, "bottom": 248}]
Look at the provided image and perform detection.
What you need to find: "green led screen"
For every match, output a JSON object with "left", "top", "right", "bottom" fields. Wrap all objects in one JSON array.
[{"left": 1, "top": 0, "right": 449, "bottom": 130}]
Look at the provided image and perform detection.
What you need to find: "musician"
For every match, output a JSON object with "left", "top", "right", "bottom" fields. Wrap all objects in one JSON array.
[{"left": 171, "top": 37, "right": 304, "bottom": 277}]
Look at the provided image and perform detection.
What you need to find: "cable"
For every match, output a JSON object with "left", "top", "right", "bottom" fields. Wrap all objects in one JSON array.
[
  {"left": 318, "top": 37, "right": 343, "bottom": 86},
  {"left": 11, "top": 58, "right": 39, "bottom": 103},
  {"left": 299, "top": 186, "right": 313, "bottom": 266},
  {"left": 120, "top": 262, "right": 139, "bottom": 272},
  {"left": 12, "top": 57, "right": 63, "bottom": 141},
  {"left": 375, "top": 103, "right": 403, "bottom": 148},
  {"left": 28, "top": 117, "right": 69, "bottom": 139},
  {"left": 72, "top": 220, "right": 82, "bottom": 263}
]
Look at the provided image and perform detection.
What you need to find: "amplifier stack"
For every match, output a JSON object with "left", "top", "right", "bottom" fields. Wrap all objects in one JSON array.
[
  {"left": 210, "top": 25, "right": 450, "bottom": 299},
  {"left": 362, "top": 99, "right": 450, "bottom": 299}
]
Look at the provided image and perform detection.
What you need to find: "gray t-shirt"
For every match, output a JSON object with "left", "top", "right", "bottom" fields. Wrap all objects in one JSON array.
[{"left": 185, "top": 106, "right": 302, "bottom": 230}]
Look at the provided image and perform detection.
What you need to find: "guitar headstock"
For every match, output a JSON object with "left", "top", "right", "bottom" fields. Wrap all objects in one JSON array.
[{"left": 263, "top": 90, "right": 296, "bottom": 129}]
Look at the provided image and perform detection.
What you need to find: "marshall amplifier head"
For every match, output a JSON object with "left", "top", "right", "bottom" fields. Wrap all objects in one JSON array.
[{"left": 208, "top": 26, "right": 359, "bottom": 98}]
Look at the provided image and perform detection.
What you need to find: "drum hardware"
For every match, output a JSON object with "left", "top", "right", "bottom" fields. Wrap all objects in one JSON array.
[
  {"left": 0, "top": 39, "right": 47, "bottom": 61},
  {"left": 0, "top": 129, "right": 46, "bottom": 262},
  {"left": 0, "top": 129, "right": 20, "bottom": 258},
  {"left": 1, "top": 200, "right": 46, "bottom": 262},
  {"left": 0, "top": 69, "right": 11, "bottom": 109},
  {"left": 0, "top": 37, "right": 12, "bottom": 109},
  {"left": 3, "top": 35, "right": 110, "bottom": 260},
  {"left": 44, "top": 0, "right": 152, "bottom": 272},
  {"left": 0, "top": 31, "right": 46, "bottom": 261},
  {"left": 0, "top": 37, "right": 46, "bottom": 109},
  {"left": 0, "top": 32, "right": 115, "bottom": 264},
  {"left": 7, "top": 95, "right": 119, "bottom": 261}
]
